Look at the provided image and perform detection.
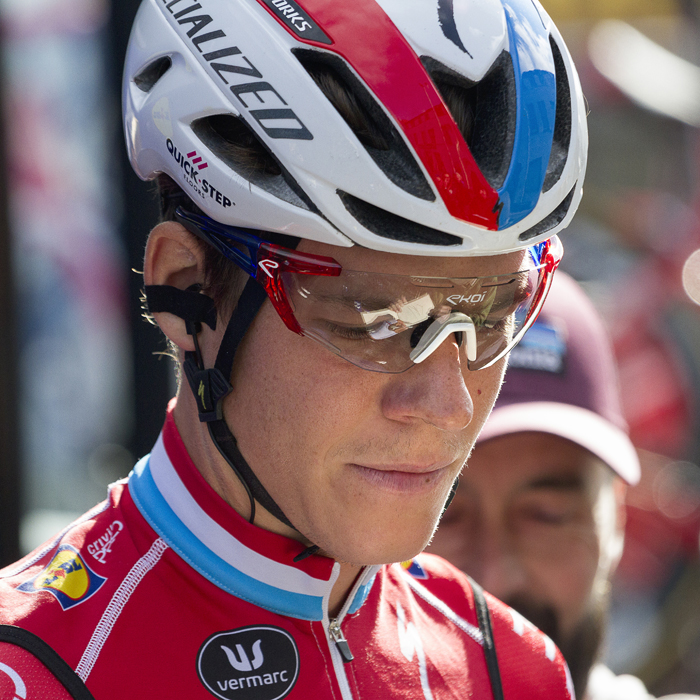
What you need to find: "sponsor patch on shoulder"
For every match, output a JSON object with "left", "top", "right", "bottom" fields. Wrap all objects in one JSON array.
[
  {"left": 87, "top": 520, "right": 123, "bottom": 564},
  {"left": 16, "top": 545, "right": 106, "bottom": 611},
  {"left": 401, "top": 559, "right": 429, "bottom": 580},
  {"left": 197, "top": 625, "right": 299, "bottom": 700},
  {"left": 507, "top": 320, "right": 567, "bottom": 374}
]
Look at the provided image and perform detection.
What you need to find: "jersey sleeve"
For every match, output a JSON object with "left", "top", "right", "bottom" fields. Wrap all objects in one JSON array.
[
  {"left": 487, "top": 594, "right": 575, "bottom": 700},
  {"left": 0, "top": 626, "right": 95, "bottom": 700},
  {"left": 407, "top": 553, "right": 575, "bottom": 699}
]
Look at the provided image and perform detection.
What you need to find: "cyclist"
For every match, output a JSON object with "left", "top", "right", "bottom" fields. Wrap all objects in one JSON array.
[{"left": 0, "top": 0, "right": 586, "bottom": 697}]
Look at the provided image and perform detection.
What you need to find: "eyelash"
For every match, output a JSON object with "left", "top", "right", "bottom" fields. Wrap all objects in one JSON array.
[{"left": 325, "top": 323, "right": 377, "bottom": 341}]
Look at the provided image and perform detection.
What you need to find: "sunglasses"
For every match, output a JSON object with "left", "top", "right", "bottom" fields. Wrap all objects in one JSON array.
[{"left": 175, "top": 208, "right": 562, "bottom": 373}]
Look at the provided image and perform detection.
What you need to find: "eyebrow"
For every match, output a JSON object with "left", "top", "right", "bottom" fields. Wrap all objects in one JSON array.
[
  {"left": 525, "top": 474, "right": 585, "bottom": 491},
  {"left": 482, "top": 278, "right": 517, "bottom": 290},
  {"left": 309, "top": 293, "right": 397, "bottom": 311}
]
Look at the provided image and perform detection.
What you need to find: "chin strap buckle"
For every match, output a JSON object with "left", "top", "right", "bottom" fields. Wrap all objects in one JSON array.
[
  {"left": 183, "top": 356, "right": 233, "bottom": 422},
  {"left": 143, "top": 284, "right": 231, "bottom": 422}
]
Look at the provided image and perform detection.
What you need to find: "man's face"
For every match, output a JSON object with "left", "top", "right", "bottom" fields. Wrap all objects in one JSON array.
[
  {"left": 428, "top": 431, "right": 624, "bottom": 697},
  {"left": 224, "top": 242, "right": 526, "bottom": 567}
]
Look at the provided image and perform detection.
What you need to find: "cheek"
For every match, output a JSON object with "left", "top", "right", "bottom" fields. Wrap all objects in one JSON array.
[
  {"left": 469, "top": 359, "right": 507, "bottom": 425},
  {"left": 227, "top": 303, "right": 377, "bottom": 465},
  {"left": 525, "top": 532, "right": 601, "bottom": 635},
  {"left": 429, "top": 517, "right": 476, "bottom": 570}
]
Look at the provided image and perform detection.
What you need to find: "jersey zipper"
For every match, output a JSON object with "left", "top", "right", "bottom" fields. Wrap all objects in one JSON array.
[
  {"left": 329, "top": 617, "right": 353, "bottom": 663},
  {"left": 323, "top": 567, "right": 375, "bottom": 700},
  {"left": 324, "top": 609, "right": 354, "bottom": 699}
]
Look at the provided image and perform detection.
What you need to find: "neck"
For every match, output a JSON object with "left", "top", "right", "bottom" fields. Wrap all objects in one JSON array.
[
  {"left": 172, "top": 390, "right": 363, "bottom": 617},
  {"left": 329, "top": 562, "right": 364, "bottom": 618}
]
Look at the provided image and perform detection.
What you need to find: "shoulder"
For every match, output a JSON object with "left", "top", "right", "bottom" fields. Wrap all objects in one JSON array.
[
  {"left": 0, "top": 481, "right": 130, "bottom": 578},
  {"left": 396, "top": 552, "right": 575, "bottom": 699},
  {"left": 0, "top": 625, "right": 94, "bottom": 699},
  {"left": 0, "top": 481, "right": 129, "bottom": 596},
  {"left": 0, "top": 481, "right": 157, "bottom": 658},
  {"left": 587, "top": 663, "right": 700, "bottom": 700}
]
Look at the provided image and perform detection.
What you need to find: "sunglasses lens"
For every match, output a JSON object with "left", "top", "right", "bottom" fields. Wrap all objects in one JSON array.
[
  {"left": 278, "top": 253, "right": 554, "bottom": 373},
  {"left": 173, "top": 208, "right": 561, "bottom": 372}
]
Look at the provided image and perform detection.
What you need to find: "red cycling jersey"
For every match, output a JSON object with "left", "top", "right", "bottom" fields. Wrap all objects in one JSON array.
[{"left": 0, "top": 408, "right": 574, "bottom": 699}]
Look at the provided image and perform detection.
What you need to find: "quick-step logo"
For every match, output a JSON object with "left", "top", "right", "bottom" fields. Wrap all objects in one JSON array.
[
  {"left": 161, "top": 0, "right": 313, "bottom": 140},
  {"left": 16, "top": 544, "right": 107, "bottom": 611},
  {"left": 167, "top": 139, "right": 233, "bottom": 208},
  {"left": 188, "top": 150, "right": 209, "bottom": 171},
  {"left": 197, "top": 626, "right": 299, "bottom": 700}
]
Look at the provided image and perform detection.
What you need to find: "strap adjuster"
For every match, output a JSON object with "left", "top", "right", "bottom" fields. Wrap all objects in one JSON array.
[{"left": 183, "top": 358, "right": 232, "bottom": 422}]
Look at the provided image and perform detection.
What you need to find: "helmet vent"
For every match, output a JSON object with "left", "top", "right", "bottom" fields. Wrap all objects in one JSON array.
[
  {"left": 422, "top": 52, "right": 516, "bottom": 191},
  {"left": 192, "top": 114, "right": 315, "bottom": 212},
  {"left": 338, "top": 191, "right": 460, "bottom": 246},
  {"left": 292, "top": 49, "right": 435, "bottom": 202},
  {"left": 134, "top": 56, "right": 172, "bottom": 93},
  {"left": 518, "top": 184, "right": 575, "bottom": 241},
  {"left": 542, "top": 37, "right": 572, "bottom": 193}
]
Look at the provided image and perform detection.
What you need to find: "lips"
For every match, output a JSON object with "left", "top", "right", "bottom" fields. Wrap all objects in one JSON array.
[{"left": 349, "top": 460, "right": 455, "bottom": 493}]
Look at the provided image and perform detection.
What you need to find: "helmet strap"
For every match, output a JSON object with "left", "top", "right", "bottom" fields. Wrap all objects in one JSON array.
[
  {"left": 145, "top": 280, "right": 299, "bottom": 532},
  {"left": 442, "top": 476, "right": 459, "bottom": 514},
  {"left": 207, "top": 279, "right": 300, "bottom": 530}
]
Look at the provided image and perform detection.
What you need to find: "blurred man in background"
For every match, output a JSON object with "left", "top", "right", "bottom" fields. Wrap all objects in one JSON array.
[{"left": 430, "top": 272, "right": 698, "bottom": 700}]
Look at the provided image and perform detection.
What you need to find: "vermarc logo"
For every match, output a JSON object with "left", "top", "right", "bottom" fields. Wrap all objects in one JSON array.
[
  {"left": 197, "top": 626, "right": 299, "bottom": 700},
  {"left": 222, "top": 640, "right": 263, "bottom": 672}
]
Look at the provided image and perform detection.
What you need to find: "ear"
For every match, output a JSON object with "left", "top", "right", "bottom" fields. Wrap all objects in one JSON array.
[
  {"left": 608, "top": 477, "right": 628, "bottom": 575},
  {"left": 613, "top": 476, "right": 627, "bottom": 539},
  {"left": 143, "top": 221, "right": 206, "bottom": 352}
]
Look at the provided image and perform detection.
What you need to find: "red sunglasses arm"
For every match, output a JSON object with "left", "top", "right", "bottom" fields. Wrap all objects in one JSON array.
[
  {"left": 254, "top": 243, "right": 342, "bottom": 335},
  {"left": 528, "top": 237, "right": 563, "bottom": 327}
]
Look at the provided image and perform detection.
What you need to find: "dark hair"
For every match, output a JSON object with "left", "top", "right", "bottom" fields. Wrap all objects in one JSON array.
[{"left": 156, "top": 174, "right": 247, "bottom": 318}]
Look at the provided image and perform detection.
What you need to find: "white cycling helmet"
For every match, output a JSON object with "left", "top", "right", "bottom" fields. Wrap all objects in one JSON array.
[{"left": 124, "top": 0, "right": 587, "bottom": 257}]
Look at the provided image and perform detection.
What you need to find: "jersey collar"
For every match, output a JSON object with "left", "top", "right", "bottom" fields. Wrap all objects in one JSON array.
[{"left": 128, "top": 409, "right": 378, "bottom": 621}]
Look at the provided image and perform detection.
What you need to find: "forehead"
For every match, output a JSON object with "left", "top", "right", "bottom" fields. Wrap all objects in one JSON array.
[
  {"left": 298, "top": 240, "right": 528, "bottom": 278},
  {"left": 464, "top": 432, "right": 611, "bottom": 494}
]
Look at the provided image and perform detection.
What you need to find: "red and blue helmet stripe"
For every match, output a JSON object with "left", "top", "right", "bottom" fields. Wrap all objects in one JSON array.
[{"left": 255, "top": 0, "right": 558, "bottom": 232}]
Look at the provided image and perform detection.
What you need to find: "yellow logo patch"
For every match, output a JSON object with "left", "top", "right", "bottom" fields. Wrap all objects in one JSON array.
[{"left": 17, "top": 545, "right": 106, "bottom": 610}]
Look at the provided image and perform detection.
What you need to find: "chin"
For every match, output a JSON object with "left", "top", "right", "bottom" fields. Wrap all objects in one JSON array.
[{"left": 318, "top": 515, "right": 438, "bottom": 567}]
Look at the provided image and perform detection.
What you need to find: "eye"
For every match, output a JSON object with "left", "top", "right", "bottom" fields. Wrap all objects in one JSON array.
[
  {"left": 409, "top": 318, "right": 432, "bottom": 349},
  {"left": 515, "top": 496, "right": 581, "bottom": 527},
  {"left": 521, "top": 506, "right": 572, "bottom": 525},
  {"left": 324, "top": 322, "right": 376, "bottom": 341}
]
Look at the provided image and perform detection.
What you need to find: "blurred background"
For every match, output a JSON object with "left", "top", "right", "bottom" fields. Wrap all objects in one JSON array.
[{"left": 1, "top": 0, "right": 700, "bottom": 694}]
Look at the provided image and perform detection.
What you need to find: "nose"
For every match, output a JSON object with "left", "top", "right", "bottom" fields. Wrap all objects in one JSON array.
[
  {"left": 381, "top": 334, "right": 473, "bottom": 431},
  {"left": 470, "top": 528, "right": 528, "bottom": 602}
]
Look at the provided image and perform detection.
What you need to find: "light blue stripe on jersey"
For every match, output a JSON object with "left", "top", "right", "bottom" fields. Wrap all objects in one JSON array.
[
  {"left": 497, "top": 0, "right": 557, "bottom": 229},
  {"left": 347, "top": 572, "right": 377, "bottom": 615},
  {"left": 129, "top": 455, "right": 325, "bottom": 621}
]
